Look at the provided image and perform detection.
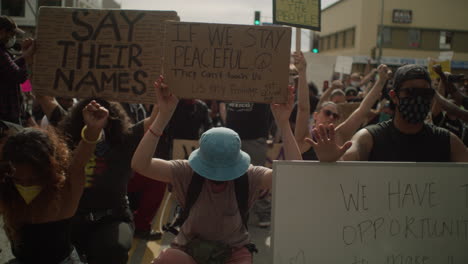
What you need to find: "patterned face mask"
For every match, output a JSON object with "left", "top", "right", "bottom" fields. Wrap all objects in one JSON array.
[{"left": 397, "top": 95, "right": 432, "bottom": 124}]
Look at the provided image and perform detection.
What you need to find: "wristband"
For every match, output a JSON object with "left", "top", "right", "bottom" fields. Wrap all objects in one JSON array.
[
  {"left": 148, "top": 128, "right": 163, "bottom": 137},
  {"left": 81, "top": 125, "right": 103, "bottom": 144}
]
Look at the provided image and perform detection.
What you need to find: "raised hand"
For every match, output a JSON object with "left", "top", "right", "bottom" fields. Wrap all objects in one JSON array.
[
  {"left": 293, "top": 51, "right": 306, "bottom": 72},
  {"left": 82, "top": 100, "right": 109, "bottom": 130},
  {"left": 377, "top": 64, "right": 392, "bottom": 82},
  {"left": 432, "top": 64, "right": 444, "bottom": 76},
  {"left": 271, "top": 85, "right": 295, "bottom": 125},
  {"left": 21, "top": 38, "right": 35, "bottom": 63},
  {"left": 305, "top": 124, "right": 352, "bottom": 162},
  {"left": 154, "top": 75, "right": 179, "bottom": 118}
]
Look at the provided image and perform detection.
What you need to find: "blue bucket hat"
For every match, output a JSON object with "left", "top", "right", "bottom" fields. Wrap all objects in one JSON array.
[{"left": 188, "top": 127, "right": 251, "bottom": 181}]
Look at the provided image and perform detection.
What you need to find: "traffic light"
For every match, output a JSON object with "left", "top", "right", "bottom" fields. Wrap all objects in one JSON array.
[
  {"left": 254, "top": 11, "right": 261, "bottom": 25},
  {"left": 311, "top": 33, "right": 319, "bottom": 53}
]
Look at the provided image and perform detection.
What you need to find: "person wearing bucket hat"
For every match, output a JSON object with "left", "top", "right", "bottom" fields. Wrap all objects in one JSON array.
[
  {"left": 132, "top": 77, "right": 301, "bottom": 264},
  {"left": 309, "top": 64, "right": 468, "bottom": 163},
  {"left": 0, "top": 15, "right": 35, "bottom": 125}
]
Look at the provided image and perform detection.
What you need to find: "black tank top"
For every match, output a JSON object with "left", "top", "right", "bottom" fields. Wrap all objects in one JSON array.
[
  {"left": 365, "top": 120, "right": 451, "bottom": 162},
  {"left": 302, "top": 146, "right": 318, "bottom": 160},
  {"left": 12, "top": 218, "right": 73, "bottom": 263}
]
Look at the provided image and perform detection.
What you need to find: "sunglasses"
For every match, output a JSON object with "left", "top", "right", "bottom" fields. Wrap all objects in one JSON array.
[
  {"left": 322, "top": 109, "right": 340, "bottom": 120},
  {"left": 398, "top": 87, "right": 435, "bottom": 98}
]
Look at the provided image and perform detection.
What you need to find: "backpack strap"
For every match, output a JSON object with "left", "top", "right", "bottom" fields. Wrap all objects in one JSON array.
[
  {"left": 234, "top": 173, "right": 249, "bottom": 230},
  {"left": 165, "top": 172, "right": 250, "bottom": 236},
  {"left": 169, "top": 172, "right": 205, "bottom": 234}
]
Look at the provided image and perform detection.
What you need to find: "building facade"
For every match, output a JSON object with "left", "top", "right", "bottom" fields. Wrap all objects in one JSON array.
[
  {"left": 316, "top": 0, "right": 468, "bottom": 73},
  {"left": 1, "top": 0, "right": 120, "bottom": 37}
]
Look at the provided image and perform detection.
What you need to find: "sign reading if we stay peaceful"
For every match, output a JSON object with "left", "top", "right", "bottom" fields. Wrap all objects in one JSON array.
[{"left": 164, "top": 21, "right": 291, "bottom": 103}]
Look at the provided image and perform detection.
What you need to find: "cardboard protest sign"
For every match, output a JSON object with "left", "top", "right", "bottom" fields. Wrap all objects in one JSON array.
[
  {"left": 164, "top": 22, "right": 291, "bottom": 103},
  {"left": 172, "top": 139, "right": 282, "bottom": 168},
  {"left": 428, "top": 59, "right": 451, "bottom": 80},
  {"left": 32, "top": 7, "right": 178, "bottom": 104},
  {"left": 273, "top": 0, "right": 321, "bottom": 31},
  {"left": 273, "top": 161, "right": 468, "bottom": 264},
  {"left": 172, "top": 139, "right": 199, "bottom": 160}
]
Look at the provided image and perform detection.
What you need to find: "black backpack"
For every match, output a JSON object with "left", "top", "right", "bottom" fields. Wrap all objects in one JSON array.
[{"left": 164, "top": 172, "right": 250, "bottom": 235}]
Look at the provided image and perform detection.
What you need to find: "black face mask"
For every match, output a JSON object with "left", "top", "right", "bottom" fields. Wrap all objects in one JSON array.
[{"left": 397, "top": 95, "right": 432, "bottom": 124}]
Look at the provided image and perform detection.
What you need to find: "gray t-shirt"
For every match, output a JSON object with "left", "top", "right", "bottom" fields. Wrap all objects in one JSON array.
[{"left": 169, "top": 160, "right": 269, "bottom": 248}]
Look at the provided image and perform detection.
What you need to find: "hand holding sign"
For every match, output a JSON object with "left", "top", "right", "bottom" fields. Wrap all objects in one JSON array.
[
  {"left": 21, "top": 38, "right": 35, "bottom": 64},
  {"left": 271, "top": 85, "right": 295, "bottom": 125},
  {"left": 154, "top": 76, "right": 178, "bottom": 119}
]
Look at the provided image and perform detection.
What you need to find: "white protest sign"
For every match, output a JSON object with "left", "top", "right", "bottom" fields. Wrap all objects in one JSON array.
[
  {"left": 272, "top": 161, "right": 468, "bottom": 264},
  {"left": 304, "top": 53, "right": 336, "bottom": 91},
  {"left": 334, "top": 56, "right": 354, "bottom": 74}
]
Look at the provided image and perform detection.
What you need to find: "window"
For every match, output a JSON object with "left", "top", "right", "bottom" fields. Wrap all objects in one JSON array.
[
  {"left": 330, "top": 34, "right": 337, "bottom": 49},
  {"left": 382, "top": 27, "right": 392, "bottom": 44},
  {"left": 1, "top": 0, "right": 25, "bottom": 17},
  {"left": 440, "top": 31, "right": 452, "bottom": 50},
  {"left": 337, "top": 31, "right": 345, "bottom": 49},
  {"left": 345, "top": 28, "right": 355, "bottom": 48},
  {"left": 408, "top": 29, "right": 421, "bottom": 48},
  {"left": 38, "top": 0, "right": 62, "bottom": 7}
]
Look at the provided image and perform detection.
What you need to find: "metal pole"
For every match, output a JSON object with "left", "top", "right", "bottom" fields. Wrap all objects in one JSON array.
[
  {"left": 26, "top": 0, "right": 37, "bottom": 18},
  {"left": 377, "top": 0, "right": 384, "bottom": 64}
]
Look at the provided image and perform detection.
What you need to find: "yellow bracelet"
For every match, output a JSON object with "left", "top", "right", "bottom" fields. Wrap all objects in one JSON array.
[{"left": 81, "top": 125, "right": 103, "bottom": 144}]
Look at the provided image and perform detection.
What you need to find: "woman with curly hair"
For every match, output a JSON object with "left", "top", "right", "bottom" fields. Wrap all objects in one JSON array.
[
  {"left": 0, "top": 101, "right": 108, "bottom": 264},
  {"left": 35, "top": 93, "right": 157, "bottom": 263}
]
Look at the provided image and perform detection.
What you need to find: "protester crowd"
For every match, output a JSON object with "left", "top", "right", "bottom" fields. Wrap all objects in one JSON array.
[{"left": 1, "top": 15, "right": 467, "bottom": 264}]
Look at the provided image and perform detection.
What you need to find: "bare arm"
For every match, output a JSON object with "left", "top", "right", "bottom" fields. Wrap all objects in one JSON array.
[
  {"left": 431, "top": 65, "right": 446, "bottom": 119},
  {"left": 293, "top": 52, "right": 311, "bottom": 151},
  {"left": 34, "top": 94, "right": 60, "bottom": 119},
  {"left": 450, "top": 132, "right": 468, "bottom": 162},
  {"left": 336, "top": 64, "right": 391, "bottom": 144},
  {"left": 64, "top": 101, "right": 107, "bottom": 217},
  {"left": 316, "top": 81, "right": 334, "bottom": 109},
  {"left": 261, "top": 86, "right": 301, "bottom": 190},
  {"left": 219, "top": 102, "right": 227, "bottom": 125},
  {"left": 143, "top": 103, "right": 159, "bottom": 132},
  {"left": 341, "top": 129, "right": 373, "bottom": 161},
  {"left": 131, "top": 77, "right": 179, "bottom": 183},
  {"left": 360, "top": 68, "right": 377, "bottom": 87},
  {"left": 434, "top": 92, "right": 468, "bottom": 123},
  {"left": 431, "top": 81, "right": 445, "bottom": 120}
]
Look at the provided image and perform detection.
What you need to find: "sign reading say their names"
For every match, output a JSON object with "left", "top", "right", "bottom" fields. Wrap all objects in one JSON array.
[
  {"left": 32, "top": 7, "right": 178, "bottom": 104},
  {"left": 272, "top": 161, "right": 468, "bottom": 264},
  {"left": 164, "top": 22, "right": 291, "bottom": 103},
  {"left": 273, "top": 0, "right": 321, "bottom": 31}
]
